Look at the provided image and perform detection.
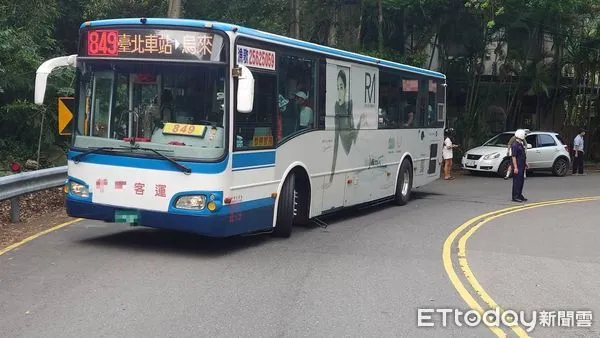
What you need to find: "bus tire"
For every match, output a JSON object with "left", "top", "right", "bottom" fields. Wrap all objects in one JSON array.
[
  {"left": 272, "top": 173, "right": 295, "bottom": 238},
  {"left": 393, "top": 159, "right": 413, "bottom": 206}
]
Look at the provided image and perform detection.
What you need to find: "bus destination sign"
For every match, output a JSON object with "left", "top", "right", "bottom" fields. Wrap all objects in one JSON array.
[{"left": 81, "top": 28, "right": 225, "bottom": 62}]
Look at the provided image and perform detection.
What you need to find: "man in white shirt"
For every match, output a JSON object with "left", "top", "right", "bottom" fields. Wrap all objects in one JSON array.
[{"left": 572, "top": 129, "right": 586, "bottom": 175}]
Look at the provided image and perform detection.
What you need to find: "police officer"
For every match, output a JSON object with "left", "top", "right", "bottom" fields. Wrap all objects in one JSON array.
[{"left": 511, "top": 129, "right": 528, "bottom": 202}]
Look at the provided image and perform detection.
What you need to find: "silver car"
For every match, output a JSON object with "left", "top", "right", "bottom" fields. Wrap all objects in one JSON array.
[{"left": 461, "top": 130, "right": 571, "bottom": 177}]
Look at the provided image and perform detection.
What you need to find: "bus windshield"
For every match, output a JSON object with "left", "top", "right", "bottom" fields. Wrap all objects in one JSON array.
[{"left": 74, "top": 60, "right": 227, "bottom": 160}]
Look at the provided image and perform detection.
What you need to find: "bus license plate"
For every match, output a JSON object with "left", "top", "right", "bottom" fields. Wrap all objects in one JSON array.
[{"left": 115, "top": 210, "right": 139, "bottom": 223}]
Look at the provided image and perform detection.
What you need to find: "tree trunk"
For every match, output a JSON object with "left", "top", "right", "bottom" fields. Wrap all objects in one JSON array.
[
  {"left": 465, "top": 23, "right": 490, "bottom": 133},
  {"left": 400, "top": 7, "right": 406, "bottom": 55},
  {"left": 535, "top": 93, "right": 541, "bottom": 129},
  {"left": 328, "top": 4, "right": 339, "bottom": 47},
  {"left": 506, "top": 26, "right": 539, "bottom": 127},
  {"left": 377, "top": 0, "right": 384, "bottom": 52},
  {"left": 428, "top": 31, "right": 439, "bottom": 70},
  {"left": 168, "top": 0, "right": 181, "bottom": 18},
  {"left": 290, "top": 0, "right": 300, "bottom": 39},
  {"left": 356, "top": 0, "right": 364, "bottom": 42},
  {"left": 550, "top": 30, "right": 561, "bottom": 130}
]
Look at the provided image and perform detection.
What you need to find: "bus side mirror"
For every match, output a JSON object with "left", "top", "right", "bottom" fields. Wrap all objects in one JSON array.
[
  {"left": 234, "top": 65, "right": 254, "bottom": 113},
  {"left": 34, "top": 55, "right": 77, "bottom": 105}
]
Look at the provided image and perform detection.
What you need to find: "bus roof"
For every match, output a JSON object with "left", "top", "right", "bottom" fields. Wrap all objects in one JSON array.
[{"left": 81, "top": 18, "right": 446, "bottom": 79}]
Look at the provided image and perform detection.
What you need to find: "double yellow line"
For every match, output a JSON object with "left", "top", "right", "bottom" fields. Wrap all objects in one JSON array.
[{"left": 443, "top": 196, "right": 600, "bottom": 337}]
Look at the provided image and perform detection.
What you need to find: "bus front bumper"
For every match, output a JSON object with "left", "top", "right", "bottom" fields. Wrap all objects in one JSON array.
[{"left": 66, "top": 198, "right": 275, "bottom": 237}]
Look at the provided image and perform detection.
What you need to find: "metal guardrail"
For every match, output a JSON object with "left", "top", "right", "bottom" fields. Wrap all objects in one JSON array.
[{"left": 0, "top": 166, "right": 67, "bottom": 223}]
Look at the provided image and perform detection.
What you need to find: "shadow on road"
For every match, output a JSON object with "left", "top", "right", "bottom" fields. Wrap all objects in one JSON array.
[
  {"left": 300, "top": 190, "right": 444, "bottom": 230},
  {"left": 460, "top": 168, "right": 563, "bottom": 179},
  {"left": 78, "top": 228, "right": 272, "bottom": 257},
  {"left": 77, "top": 192, "right": 445, "bottom": 256}
]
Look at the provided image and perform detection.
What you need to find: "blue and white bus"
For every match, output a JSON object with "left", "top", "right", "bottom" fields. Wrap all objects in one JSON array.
[{"left": 34, "top": 18, "right": 447, "bottom": 238}]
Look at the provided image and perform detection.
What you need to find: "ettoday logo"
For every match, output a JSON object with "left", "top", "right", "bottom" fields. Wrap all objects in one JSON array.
[{"left": 417, "top": 307, "right": 593, "bottom": 333}]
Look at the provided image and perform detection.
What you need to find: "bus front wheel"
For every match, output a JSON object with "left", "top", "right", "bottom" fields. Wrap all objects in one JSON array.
[
  {"left": 272, "top": 173, "right": 295, "bottom": 238},
  {"left": 393, "top": 159, "right": 413, "bottom": 206}
]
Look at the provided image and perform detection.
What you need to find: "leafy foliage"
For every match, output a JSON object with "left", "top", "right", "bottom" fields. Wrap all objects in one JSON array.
[{"left": 2, "top": 0, "right": 600, "bottom": 165}]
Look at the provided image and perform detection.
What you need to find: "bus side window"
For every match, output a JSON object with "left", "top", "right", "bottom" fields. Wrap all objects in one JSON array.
[
  {"left": 426, "top": 79, "right": 438, "bottom": 128},
  {"left": 378, "top": 71, "right": 402, "bottom": 129},
  {"left": 318, "top": 59, "right": 326, "bottom": 130},
  {"left": 401, "top": 78, "right": 419, "bottom": 128},
  {"left": 416, "top": 78, "right": 429, "bottom": 128},
  {"left": 277, "top": 54, "right": 316, "bottom": 143},
  {"left": 234, "top": 72, "right": 277, "bottom": 150},
  {"left": 436, "top": 80, "right": 446, "bottom": 128}
]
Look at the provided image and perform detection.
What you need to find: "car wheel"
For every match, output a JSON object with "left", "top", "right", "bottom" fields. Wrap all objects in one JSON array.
[
  {"left": 497, "top": 158, "right": 510, "bottom": 177},
  {"left": 552, "top": 157, "right": 569, "bottom": 177}
]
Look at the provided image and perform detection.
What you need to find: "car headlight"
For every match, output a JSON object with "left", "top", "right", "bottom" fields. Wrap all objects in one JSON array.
[
  {"left": 483, "top": 152, "right": 501, "bottom": 160},
  {"left": 175, "top": 195, "right": 206, "bottom": 210},
  {"left": 70, "top": 182, "right": 89, "bottom": 198}
]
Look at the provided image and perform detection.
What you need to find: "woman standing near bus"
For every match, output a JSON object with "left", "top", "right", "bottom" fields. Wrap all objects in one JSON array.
[{"left": 443, "top": 128, "right": 458, "bottom": 180}]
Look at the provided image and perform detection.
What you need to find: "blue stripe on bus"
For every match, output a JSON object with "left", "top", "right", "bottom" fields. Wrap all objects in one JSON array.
[
  {"left": 67, "top": 150, "right": 228, "bottom": 174},
  {"left": 231, "top": 164, "right": 275, "bottom": 172},
  {"left": 82, "top": 18, "right": 446, "bottom": 79},
  {"left": 231, "top": 151, "right": 276, "bottom": 169}
]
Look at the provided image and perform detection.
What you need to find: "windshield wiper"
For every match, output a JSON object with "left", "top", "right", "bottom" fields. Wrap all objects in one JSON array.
[
  {"left": 72, "top": 147, "right": 123, "bottom": 163},
  {"left": 121, "top": 145, "right": 192, "bottom": 175}
]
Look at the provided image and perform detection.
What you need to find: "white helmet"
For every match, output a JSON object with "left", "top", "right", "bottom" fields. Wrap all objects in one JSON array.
[{"left": 515, "top": 129, "right": 526, "bottom": 140}]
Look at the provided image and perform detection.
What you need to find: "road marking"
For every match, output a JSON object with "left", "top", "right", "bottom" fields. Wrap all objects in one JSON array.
[
  {"left": 443, "top": 196, "right": 600, "bottom": 337},
  {"left": 0, "top": 218, "right": 82, "bottom": 256}
]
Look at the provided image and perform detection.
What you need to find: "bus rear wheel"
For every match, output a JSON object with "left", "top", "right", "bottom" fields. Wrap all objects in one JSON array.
[
  {"left": 272, "top": 173, "right": 296, "bottom": 238},
  {"left": 393, "top": 159, "right": 413, "bottom": 206}
]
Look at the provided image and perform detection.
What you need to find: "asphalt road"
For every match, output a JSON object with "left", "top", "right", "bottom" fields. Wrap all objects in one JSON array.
[{"left": 1, "top": 170, "right": 599, "bottom": 337}]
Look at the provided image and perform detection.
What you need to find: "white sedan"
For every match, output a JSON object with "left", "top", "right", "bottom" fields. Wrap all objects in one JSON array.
[{"left": 461, "top": 131, "right": 571, "bottom": 177}]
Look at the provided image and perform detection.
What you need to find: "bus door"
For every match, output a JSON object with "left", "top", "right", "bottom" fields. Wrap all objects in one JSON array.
[{"left": 418, "top": 79, "right": 443, "bottom": 178}]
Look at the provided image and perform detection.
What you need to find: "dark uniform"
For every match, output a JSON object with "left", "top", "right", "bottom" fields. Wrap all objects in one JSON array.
[{"left": 511, "top": 140, "right": 527, "bottom": 201}]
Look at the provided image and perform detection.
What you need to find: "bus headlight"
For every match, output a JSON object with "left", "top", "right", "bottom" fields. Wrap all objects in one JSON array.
[
  {"left": 175, "top": 195, "right": 206, "bottom": 210},
  {"left": 70, "top": 182, "right": 89, "bottom": 198}
]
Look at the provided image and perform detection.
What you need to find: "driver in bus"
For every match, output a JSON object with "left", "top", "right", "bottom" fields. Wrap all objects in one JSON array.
[
  {"left": 149, "top": 90, "right": 174, "bottom": 125},
  {"left": 160, "top": 90, "right": 174, "bottom": 122}
]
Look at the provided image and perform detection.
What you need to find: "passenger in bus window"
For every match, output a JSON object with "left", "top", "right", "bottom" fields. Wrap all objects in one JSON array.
[
  {"left": 280, "top": 92, "right": 297, "bottom": 138},
  {"left": 295, "top": 91, "right": 313, "bottom": 129},
  {"left": 404, "top": 105, "right": 415, "bottom": 127}
]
